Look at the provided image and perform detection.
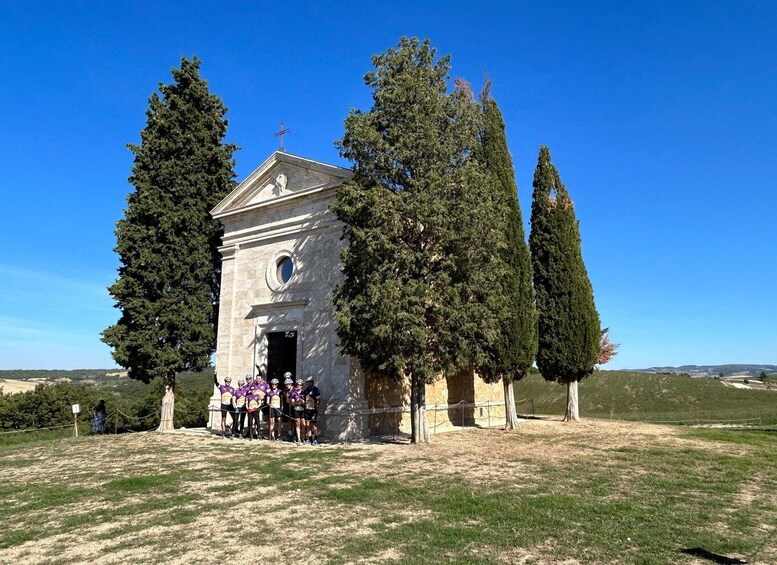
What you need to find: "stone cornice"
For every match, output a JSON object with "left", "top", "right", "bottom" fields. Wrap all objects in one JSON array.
[
  {"left": 219, "top": 245, "right": 238, "bottom": 260},
  {"left": 213, "top": 183, "right": 339, "bottom": 221},
  {"left": 248, "top": 299, "right": 310, "bottom": 317}
]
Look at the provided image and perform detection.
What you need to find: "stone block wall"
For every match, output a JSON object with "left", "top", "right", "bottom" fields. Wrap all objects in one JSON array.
[{"left": 364, "top": 368, "right": 505, "bottom": 436}]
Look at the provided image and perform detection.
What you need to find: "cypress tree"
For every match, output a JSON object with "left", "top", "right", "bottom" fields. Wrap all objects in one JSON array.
[
  {"left": 102, "top": 57, "right": 237, "bottom": 430},
  {"left": 473, "top": 84, "right": 537, "bottom": 429},
  {"left": 332, "top": 38, "right": 491, "bottom": 443},
  {"left": 528, "top": 146, "right": 600, "bottom": 421}
]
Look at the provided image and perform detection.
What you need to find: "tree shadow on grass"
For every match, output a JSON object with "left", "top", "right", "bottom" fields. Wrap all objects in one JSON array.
[{"left": 679, "top": 547, "right": 747, "bottom": 564}]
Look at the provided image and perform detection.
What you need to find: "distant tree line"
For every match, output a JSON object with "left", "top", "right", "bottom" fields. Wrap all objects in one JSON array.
[{"left": 0, "top": 369, "right": 119, "bottom": 381}]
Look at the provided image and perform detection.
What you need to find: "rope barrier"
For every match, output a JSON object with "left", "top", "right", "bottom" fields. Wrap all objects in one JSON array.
[
  {"left": 208, "top": 405, "right": 315, "bottom": 424},
  {"left": 0, "top": 423, "right": 74, "bottom": 435},
  {"left": 116, "top": 409, "right": 161, "bottom": 421}
]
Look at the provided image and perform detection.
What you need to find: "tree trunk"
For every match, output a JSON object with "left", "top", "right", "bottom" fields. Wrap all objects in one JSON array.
[
  {"left": 157, "top": 370, "right": 176, "bottom": 432},
  {"left": 563, "top": 380, "right": 580, "bottom": 422},
  {"left": 503, "top": 377, "right": 518, "bottom": 430},
  {"left": 410, "top": 373, "right": 430, "bottom": 444}
]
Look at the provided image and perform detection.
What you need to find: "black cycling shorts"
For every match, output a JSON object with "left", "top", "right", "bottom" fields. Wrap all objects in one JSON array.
[
  {"left": 304, "top": 409, "right": 318, "bottom": 422},
  {"left": 281, "top": 404, "right": 291, "bottom": 422},
  {"left": 220, "top": 403, "right": 233, "bottom": 416},
  {"left": 268, "top": 407, "right": 282, "bottom": 420}
]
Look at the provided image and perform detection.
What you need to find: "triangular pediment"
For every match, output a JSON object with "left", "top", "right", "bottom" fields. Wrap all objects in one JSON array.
[{"left": 211, "top": 151, "right": 353, "bottom": 218}]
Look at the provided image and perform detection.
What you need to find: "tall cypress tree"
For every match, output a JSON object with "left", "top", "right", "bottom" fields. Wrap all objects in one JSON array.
[
  {"left": 528, "top": 146, "right": 600, "bottom": 421},
  {"left": 332, "top": 38, "right": 492, "bottom": 443},
  {"left": 473, "top": 84, "right": 537, "bottom": 429},
  {"left": 102, "top": 57, "right": 237, "bottom": 430}
]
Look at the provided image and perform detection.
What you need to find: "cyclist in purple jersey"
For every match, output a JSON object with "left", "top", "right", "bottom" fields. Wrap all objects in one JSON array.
[
  {"left": 231, "top": 377, "right": 247, "bottom": 437},
  {"left": 282, "top": 372, "right": 294, "bottom": 441},
  {"left": 214, "top": 374, "right": 235, "bottom": 438},
  {"left": 266, "top": 379, "right": 283, "bottom": 440},
  {"left": 245, "top": 383, "right": 263, "bottom": 440},
  {"left": 247, "top": 369, "right": 270, "bottom": 437},
  {"left": 303, "top": 376, "right": 321, "bottom": 445},
  {"left": 254, "top": 366, "right": 271, "bottom": 436},
  {"left": 289, "top": 380, "right": 306, "bottom": 444},
  {"left": 243, "top": 373, "right": 255, "bottom": 436}
]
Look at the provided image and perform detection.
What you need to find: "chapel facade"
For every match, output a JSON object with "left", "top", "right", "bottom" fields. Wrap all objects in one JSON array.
[{"left": 207, "top": 151, "right": 504, "bottom": 440}]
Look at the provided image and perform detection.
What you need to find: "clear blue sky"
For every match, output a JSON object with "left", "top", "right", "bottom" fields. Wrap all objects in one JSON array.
[{"left": 1, "top": 1, "right": 775, "bottom": 370}]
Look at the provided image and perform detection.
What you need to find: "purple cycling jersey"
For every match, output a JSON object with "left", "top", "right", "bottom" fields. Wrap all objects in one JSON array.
[
  {"left": 289, "top": 389, "right": 305, "bottom": 411},
  {"left": 246, "top": 391, "right": 262, "bottom": 412},
  {"left": 232, "top": 385, "right": 247, "bottom": 408},
  {"left": 266, "top": 388, "right": 282, "bottom": 409},
  {"left": 217, "top": 384, "right": 235, "bottom": 405},
  {"left": 303, "top": 386, "right": 321, "bottom": 410},
  {"left": 247, "top": 380, "right": 268, "bottom": 404}
]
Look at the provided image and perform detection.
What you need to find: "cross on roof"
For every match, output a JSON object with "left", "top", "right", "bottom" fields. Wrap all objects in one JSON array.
[{"left": 274, "top": 122, "right": 291, "bottom": 152}]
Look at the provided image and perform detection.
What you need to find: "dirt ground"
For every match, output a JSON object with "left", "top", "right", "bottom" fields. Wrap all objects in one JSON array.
[{"left": 0, "top": 418, "right": 773, "bottom": 564}]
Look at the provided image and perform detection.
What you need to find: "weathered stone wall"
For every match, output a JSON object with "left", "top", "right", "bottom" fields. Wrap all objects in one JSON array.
[{"left": 364, "top": 369, "right": 505, "bottom": 436}]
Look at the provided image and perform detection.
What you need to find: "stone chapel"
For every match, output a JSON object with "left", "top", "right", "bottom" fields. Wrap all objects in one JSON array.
[{"left": 207, "top": 151, "right": 504, "bottom": 440}]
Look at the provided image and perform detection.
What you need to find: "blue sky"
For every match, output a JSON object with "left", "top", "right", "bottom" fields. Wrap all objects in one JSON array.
[{"left": 1, "top": 1, "right": 775, "bottom": 370}]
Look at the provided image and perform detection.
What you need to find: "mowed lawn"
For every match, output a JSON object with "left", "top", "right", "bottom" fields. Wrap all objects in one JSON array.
[{"left": 0, "top": 420, "right": 775, "bottom": 564}]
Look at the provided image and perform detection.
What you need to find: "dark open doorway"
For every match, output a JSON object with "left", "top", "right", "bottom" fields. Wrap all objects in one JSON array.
[{"left": 266, "top": 330, "right": 297, "bottom": 381}]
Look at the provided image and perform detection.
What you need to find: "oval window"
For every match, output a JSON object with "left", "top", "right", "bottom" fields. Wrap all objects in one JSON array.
[{"left": 277, "top": 256, "right": 294, "bottom": 284}]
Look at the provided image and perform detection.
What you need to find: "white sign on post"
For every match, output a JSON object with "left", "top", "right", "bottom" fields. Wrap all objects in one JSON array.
[{"left": 72, "top": 404, "right": 80, "bottom": 415}]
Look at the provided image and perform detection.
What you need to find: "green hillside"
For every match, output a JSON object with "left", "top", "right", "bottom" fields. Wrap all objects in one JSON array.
[{"left": 514, "top": 370, "right": 777, "bottom": 425}]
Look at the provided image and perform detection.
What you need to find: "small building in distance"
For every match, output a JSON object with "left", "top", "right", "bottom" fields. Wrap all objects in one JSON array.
[{"left": 208, "top": 151, "right": 503, "bottom": 440}]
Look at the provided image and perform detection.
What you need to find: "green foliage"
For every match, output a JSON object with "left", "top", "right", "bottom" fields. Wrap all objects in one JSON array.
[
  {"left": 529, "top": 146, "right": 600, "bottom": 384},
  {"left": 0, "top": 372, "right": 213, "bottom": 442},
  {"left": 0, "top": 383, "right": 93, "bottom": 431},
  {"left": 332, "top": 38, "right": 499, "bottom": 384},
  {"left": 472, "top": 90, "right": 537, "bottom": 384},
  {"left": 102, "top": 57, "right": 236, "bottom": 383}
]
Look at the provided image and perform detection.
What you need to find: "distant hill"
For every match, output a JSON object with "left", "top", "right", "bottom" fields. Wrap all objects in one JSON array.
[
  {"left": 630, "top": 364, "right": 777, "bottom": 377},
  {"left": 0, "top": 369, "right": 121, "bottom": 381},
  {"left": 0, "top": 368, "right": 213, "bottom": 383}
]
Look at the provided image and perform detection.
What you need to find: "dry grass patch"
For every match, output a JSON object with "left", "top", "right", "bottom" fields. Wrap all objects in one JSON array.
[{"left": 0, "top": 419, "right": 775, "bottom": 564}]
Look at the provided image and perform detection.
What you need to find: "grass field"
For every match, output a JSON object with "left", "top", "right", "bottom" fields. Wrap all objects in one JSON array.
[
  {"left": 0, "top": 379, "right": 39, "bottom": 394},
  {"left": 0, "top": 419, "right": 774, "bottom": 564},
  {"left": 515, "top": 371, "right": 777, "bottom": 424}
]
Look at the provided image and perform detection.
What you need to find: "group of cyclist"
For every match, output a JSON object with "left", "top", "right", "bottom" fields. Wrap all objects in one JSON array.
[{"left": 214, "top": 366, "right": 321, "bottom": 445}]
